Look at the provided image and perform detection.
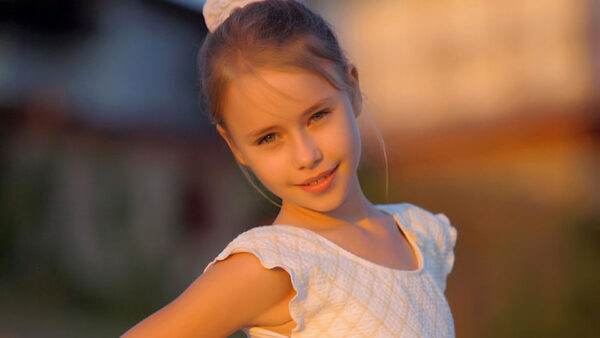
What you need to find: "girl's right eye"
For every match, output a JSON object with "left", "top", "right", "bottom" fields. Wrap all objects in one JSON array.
[{"left": 258, "top": 133, "right": 277, "bottom": 145}]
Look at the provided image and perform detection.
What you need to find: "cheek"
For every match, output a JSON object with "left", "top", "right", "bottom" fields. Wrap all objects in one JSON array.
[
  {"left": 325, "top": 114, "right": 361, "bottom": 163},
  {"left": 245, "top": 151, "right": 289, "bottom": 188}
]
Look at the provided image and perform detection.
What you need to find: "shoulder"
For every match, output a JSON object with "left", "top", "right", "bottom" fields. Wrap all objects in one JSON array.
[
  {"left": 204, "top": 225, "right": 318, "bottom": 276},
  {"left": 203, "top": 224, "right": 320, "bottom": 297},
  {"left": 203, "top": 251, "right": 295, "bottom": 311},
  {"left": 183, "top": 251, "right": 295, "bottom": 334},
  {"left": 202, "top": 225, "right": 320, "bottom": 330},
  {"left": 377, "top": 202, "right": 458, "bottom": 291},
  {"left": 377, "top": 202, "right": 457, "bottom": 248},
  {"left": 204, "top": 251, "right": 290, "bottom": 284}
]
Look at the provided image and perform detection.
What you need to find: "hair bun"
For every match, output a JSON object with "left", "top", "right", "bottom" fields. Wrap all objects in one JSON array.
[{"left": 203, "top": 0, "right": 263, "bottom": 33}]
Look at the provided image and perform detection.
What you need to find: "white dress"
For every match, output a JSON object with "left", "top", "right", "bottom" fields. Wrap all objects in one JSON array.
[{"left": 203, "top": 203, "right": 458, "bottom": 337}]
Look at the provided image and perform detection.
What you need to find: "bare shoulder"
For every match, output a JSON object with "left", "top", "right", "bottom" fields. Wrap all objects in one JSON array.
[{"left": 122, "top": 252, "right": 295, "bottom": 338}]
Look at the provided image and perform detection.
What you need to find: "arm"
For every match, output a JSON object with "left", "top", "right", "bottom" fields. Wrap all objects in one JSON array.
[{"left": 122, "top": 252, "right": 295, "bottom": 338}]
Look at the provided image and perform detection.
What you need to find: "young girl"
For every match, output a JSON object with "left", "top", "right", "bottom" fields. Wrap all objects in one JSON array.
[{"left": 124, "top": 0, "right": 457, "bottom": 337}]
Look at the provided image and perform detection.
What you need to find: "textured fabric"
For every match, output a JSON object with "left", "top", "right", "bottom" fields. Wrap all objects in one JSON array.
[{"left": 203, "top": 203, "right": 458, "bottom": 337}]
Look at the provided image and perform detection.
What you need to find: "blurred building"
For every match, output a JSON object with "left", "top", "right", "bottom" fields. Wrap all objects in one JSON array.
[
  {"left": 318, "top": 0, "right": 596, "bottom": 129},
  {"left": 0, "top": 1, "right": 269, "bottom": 337}
]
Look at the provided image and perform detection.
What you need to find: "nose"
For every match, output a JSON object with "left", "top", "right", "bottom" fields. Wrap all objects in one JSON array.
[{"left": 292, "top": 131, "right": 322, "bottom": 170}]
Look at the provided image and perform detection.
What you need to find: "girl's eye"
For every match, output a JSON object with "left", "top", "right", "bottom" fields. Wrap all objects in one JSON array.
[
  {"left": 258, "top": 133, "right": 277, "bottom": 145},
  {"left": 309, "top": 110, "right": 329, "bottom": 123}
]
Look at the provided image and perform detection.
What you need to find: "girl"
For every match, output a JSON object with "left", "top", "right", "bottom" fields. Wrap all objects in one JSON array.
[{"left": 123, "top": 0, "right": 457, "bottom": 337}]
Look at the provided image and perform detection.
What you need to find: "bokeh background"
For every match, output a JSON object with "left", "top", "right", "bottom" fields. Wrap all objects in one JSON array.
[{"left": 1, "top": 0, "right": 598, "bottom": 337}]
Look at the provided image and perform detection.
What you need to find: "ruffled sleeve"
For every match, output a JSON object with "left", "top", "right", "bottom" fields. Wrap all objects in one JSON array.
[
  {"left": 432, "top": 212, "right": 458, "bottom": 291},
  {"left": 402, "top": 204, "right": 458, "bottom": 293},
  {"left": 202, "top": 226, "right": 314, "bottom": 334}
]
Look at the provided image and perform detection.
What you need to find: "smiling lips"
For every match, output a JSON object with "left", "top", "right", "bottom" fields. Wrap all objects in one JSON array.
[{"left": 296, "top": 164, "right": 338, "bottom": 193}]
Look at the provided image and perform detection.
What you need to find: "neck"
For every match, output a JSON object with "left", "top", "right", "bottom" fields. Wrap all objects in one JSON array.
[{"left": 274, "top": 175, "right": 383, "bottom": 231}]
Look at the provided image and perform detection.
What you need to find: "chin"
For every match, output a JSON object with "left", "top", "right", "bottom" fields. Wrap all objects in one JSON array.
[
  {"left": 302, "top": 199, "right": 342, "bottom": 213},
  {"left": 296, "top": 186, "right": 351, "bottom": 213}
]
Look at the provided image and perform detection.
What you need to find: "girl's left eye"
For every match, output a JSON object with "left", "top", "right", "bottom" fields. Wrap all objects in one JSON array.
[
  {"left": 309, "top": 110, "right": 329, "bottom": 123},
  {"left": 258, "top": 133, "right": 277, "bottom": 145}
]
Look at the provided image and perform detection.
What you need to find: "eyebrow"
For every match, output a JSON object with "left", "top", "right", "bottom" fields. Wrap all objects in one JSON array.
[{"left": 245, "top": 96, "right": 335, "bottom": 140}]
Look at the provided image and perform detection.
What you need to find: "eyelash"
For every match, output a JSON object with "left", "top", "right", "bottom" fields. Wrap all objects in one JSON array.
[
  {"left": 309, "top": 110, "right": 330, "bottom": 123},
  {"left": 258, "top": 133, "right": 277, "bottom": 145},
  {"left": 256, "top": 110, "right": 331, "bottom": 145}
]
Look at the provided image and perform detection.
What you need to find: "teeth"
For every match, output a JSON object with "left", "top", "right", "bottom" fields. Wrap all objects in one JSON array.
[{"left": 306, "top": 172, "right": 330, "bottom": 186}]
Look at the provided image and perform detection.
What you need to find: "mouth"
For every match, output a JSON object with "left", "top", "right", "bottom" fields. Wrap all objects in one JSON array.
[{"left": 296, "top": 164, "right": 339, "bottom": 193}]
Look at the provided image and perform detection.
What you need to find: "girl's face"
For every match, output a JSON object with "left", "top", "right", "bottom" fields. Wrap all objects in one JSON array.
[{"left": 217, "top": 65, "right": 362, "bottom": 213}]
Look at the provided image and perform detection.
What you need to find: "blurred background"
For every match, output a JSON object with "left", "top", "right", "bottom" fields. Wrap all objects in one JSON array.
[{"left": 0, "top": 0, "right": 598, "bottom": 337}]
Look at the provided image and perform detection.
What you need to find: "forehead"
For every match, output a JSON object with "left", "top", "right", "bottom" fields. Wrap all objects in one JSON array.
[{"left": 221, "top": 68, "right": 341, "bottom": 133}]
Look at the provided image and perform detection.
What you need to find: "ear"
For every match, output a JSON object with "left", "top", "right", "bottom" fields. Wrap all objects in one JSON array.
[
  {"left": 346, "top": 64, "right": 362, "bottom": 118},
  {"left": 216, "top": 124, "right": 248, "bottom": 166}
]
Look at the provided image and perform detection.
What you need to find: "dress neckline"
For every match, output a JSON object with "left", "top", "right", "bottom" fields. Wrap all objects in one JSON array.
[{"left": 269, "top": 204, "right": 425, "bottom": 275}]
